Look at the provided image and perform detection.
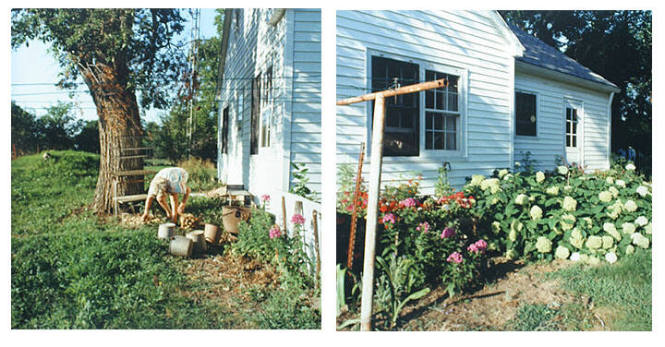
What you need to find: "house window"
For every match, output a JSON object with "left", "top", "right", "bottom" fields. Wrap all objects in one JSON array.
[
  {"left": 250, "top": 73, "right": 261, "bottom": 155},
  {"left": 221, "top": 107, "right": 229, "bottom": 154},
  {"left": 515, "top": 92, "right": 537, "bottom": 136},
  {"left": 371, "top": 56, "right": 420, "bottom": 157},
  {"left": 425, "top": 70, "right": 459, "bottom": 150},
  {"left": 566, "top": 107, "right": 578, "bottom": 147},
  {"left": 261, "top": 66, "right": 272, "bottom": 148}
]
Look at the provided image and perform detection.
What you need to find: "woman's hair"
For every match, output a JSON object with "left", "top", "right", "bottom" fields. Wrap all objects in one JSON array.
[{"left": 151, "top": 176, "right": 170, "bottom": 200}]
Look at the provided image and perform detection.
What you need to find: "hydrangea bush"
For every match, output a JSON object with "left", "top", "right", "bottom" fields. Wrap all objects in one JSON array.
[{"left": 466, "top": 162, "right": 651, "bottom": 264}]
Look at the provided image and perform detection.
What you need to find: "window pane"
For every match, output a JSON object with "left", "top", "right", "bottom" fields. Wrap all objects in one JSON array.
[
  {"left": 434, "top": 113, "right": 443, "bottom": 130},
  {"left": 446, "top": 114, "right": 456, "bottom": 131},
  {"left": 372, "top": 56, "right": 420, "bottom": 156},
  {"left": 434, "top": 132, "right": 444, "bottom": 150},
  {"left": 448, "top": 92, "right": 458, "bottom": 111},
  {"left": 446, "top": 132, "right": 456, "bottom": 150},
  {"left": 426, "top": 90, "right": 434, "bottom": 109},
  {"left": 425, "top": 131, "right": 433, "bottom": 150},
  {"left": 572, "top": 135, "right": 577, "bottom": 147},
  {"left": 572, "top": 122, "right": 577, "bottom": 135},
  {"left": 566, "top": 121, "right": 571, "bottom": 134},
  {"left": 516, "top": 92, "right": 537, "bottom": 136},
  {"left": 436, "top": 90, "right": 444, "bottom": 110},
  {"left": 426, "top": 112, "right": 433, "bottom": 130}
]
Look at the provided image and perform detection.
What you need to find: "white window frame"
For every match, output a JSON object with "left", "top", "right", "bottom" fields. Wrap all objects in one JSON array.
[
  {"left": 364, "top": 49, "right": 468, "bottom": 161},
  {"left": 514, "top": 89, "right": 539, "bottom": 138}
]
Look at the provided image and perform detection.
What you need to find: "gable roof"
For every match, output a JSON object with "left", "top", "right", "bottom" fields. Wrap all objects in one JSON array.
[{"left": 508, "top": 24, "right": 619, "bottom": 92}]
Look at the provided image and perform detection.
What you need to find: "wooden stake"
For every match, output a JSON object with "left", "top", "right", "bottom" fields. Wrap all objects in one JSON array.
[
  {"left": 281, "top": 196, "right": 287, "bottom": 233},
  {"left": 312, "top": 209, "right": 320, "bottom": 289},
  {"left": 336, "top": 78, "right": 447, "bottom": 106},
  {"left": 359, "top": 94, "right": 386, "bottom": 331},
  {"left": 347, "top": 142, "right": 366, "bottom": 272}
]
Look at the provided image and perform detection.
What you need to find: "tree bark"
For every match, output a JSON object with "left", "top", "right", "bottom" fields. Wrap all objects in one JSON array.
[{"left": 79, "top": 62, "right": 144, "bottom": 214}]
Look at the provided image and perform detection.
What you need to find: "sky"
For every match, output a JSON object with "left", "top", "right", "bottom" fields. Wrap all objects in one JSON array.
[{"left": 10, "top": 8, "right": 221, "bottom": 124}]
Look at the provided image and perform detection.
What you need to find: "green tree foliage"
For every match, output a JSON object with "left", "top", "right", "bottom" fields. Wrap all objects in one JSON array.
[
  {"left": 74, "top": 120, "right": 100, "bottom": 153},
  {"left": 11, "top": 102, "right": 40, "bottom": 154},
  {"left": 145, "top": 10, "right": 223, "bottom": 162},
  {"left": 500, "top": 11, "right": 652, "bottom": 174},
  {"left": 37, "top": 101, "right": 83, "bottom": 150},
  {"left": 11, "top": 9, "right": 188, "bottom": 212}
]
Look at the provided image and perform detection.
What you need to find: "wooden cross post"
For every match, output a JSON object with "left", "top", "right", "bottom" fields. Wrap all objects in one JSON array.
[{"left": 336, "top": 78, "right": 447, "bottom": 331}]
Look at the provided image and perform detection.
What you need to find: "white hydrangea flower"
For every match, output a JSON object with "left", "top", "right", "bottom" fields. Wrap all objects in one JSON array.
[
  {"left": 602, "top": 235, "right": 614, "bottom": 249},
  {"left": 603, "top": 222, "right": 621, "bottom": 241},
  {"left": 470, "top": 174, "right": 485, "bottom": 186},
  {"left": 558, "top": 166, "right": 569, "bottom": 175},
  {"left": 622, "top": 222, "right": 636, "bottom": 235},
  {"left": 645, "top": 223, "right": 652, "bottom": 234},
  {"left": 480, "top": 178, "right": 501, "bottom": 194},
  {"left": 586, "top": 235, "right": 603, "bottom": 250},
  {"left": 624, "top": 200, "right": 638, "bottom": 213},
  {"left": 631, "top": 233, "right": 650, "bottom": 249},
  {"left": 562, "top": 196, "right": 577, "bottom": 212},
  {"left": 636, "top": 185, "right": 649, "bottom": 197},
  {"left": 515, "top": 194, "right": 528, "bottom": 205},
  {"left": 626, "top": 163, "right": 636, "bottom": 171},
  {"left": 498, "top": 169, "right": 509, "bottom": 179},
  {"left": 605, "top": 252, "right": 618, "bottom": 264},
  {"left": 536, "top": 171, "right": 545, "bottom": 183},
  {"left": 515, "top": 161, "right": 521, "bottom": 167},
  {"left": 530, "top": 205, "right": 543, "bottom": 221},
  {"left": 609, "top": 186, "right": 619, "bottom": 198},
  {"left": 599, "top": 191, "right": 612, "bottom": 203},
  {"left": 606, "top": 176, "right": 615, "bottom": 185},
  {"left": 570, "top": 252, "right": 581, "bottom": 262},
  {"left": 536, "top": 236, "right": 552, "bottom": 253},
  {"left": 564, "top": 185, "right": 572, "bottom": 191},
  {"left": 616, "top": 179, "right": 626, "bottom": 188},
  {"left": 555, "top": 245, "right": 570, "bottom": 260},
  {"left": 635, "top": 216, "right": 648, "bottom": 227},
  {"left": 546, "top": 186, "right": 560, "bottom": 196},
  {"left": 587, "top": 256, "right": 601, "bottom": 266},
  {"left": 625, "top": 245, "right": 635, "bottom": 255},
  {"left": 503, "top": 173, "right": 513, "bottom": 181},
  {"left": 492, "top": 221, "right": 501, "bottom": 234}
]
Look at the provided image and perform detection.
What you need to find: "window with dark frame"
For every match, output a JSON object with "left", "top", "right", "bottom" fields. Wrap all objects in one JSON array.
[
  {"left": 425, "top": 70, "right": 459, "bottom": 150},
  {"left": 261, "top": 66, "right": 272, "bottom": 148},
  {"left": 566, "top": 107, "right": 578, "bottom": 147},
  {"left": 221, "top": 107, "right": 229, "bottom": 154},
  {"left": 515, "top": 92, "right": 537, "bottom": 136},
  {"left": 250, "top": 73, "right": 261, "bottom": 155},
  {"left": 371, "top": 56, "right": 420, "bottom": 157}
]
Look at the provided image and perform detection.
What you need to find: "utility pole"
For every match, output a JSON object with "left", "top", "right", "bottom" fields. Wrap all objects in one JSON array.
[{"left": 188, "top": 8, "right": 201, "bottom": 159}]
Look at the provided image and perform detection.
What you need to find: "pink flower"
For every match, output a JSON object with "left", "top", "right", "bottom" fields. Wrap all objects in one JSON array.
[
  {"left": 382, "top": 213, "right": 396, "bottom": 225},
  {"left": 291, "top": 213, "right": 305, "bottom": 226},
  {"left": 447, "top": 252, "right": 463, "bottom": 264},
  {"left": 440, "top": 227, "right": 456, "bottom": 239},
  {"left": 261, "top": 194, "right": 271, "bottom": 202},
  {"left": 269, "top": 225, "right": 281, "bottom": 239},
  {"left": 468, "top": 239, "right": 488, "bottom": 253},
  {"left": 416, "top": 221, "right": 430, "bottom": 233},
  {"left": 399, "top": 198, "right": 417, "bottom": 208},
  {"left": 474, "top": 239, "right": 488, "bottom": 251}
]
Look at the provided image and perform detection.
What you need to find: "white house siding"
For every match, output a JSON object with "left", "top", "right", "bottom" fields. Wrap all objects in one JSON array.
[
  {"left": 219, "top": 9, "right": 258, "bottom": 189},
  {"left": 289, "top": 9, "right": 322, "bottom": 193},
  {"left": 514, "top": 70, "right": 611, "bottom": 171},
  {"left": 336, "top": 10, "right": 518, "bottom": 193}
]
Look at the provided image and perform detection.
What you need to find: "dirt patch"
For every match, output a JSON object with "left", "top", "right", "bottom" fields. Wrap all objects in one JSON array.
[
  {"left": 338, "top": 258, "right": 605, "bottom": 331},
  {"left": 173, "top": 244, "right": 281, "bottom": 328},
  {"left": 397, "top": 258, "right": 603, "bottom": 331}
]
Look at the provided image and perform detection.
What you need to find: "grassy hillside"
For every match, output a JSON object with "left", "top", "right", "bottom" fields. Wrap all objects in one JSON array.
[{"left": 10, "top": 151, "right": 284, "bottom": 328}]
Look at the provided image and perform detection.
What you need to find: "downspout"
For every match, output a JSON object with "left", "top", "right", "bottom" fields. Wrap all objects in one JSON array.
[{"left": 607, "top": 91, "right": 615, "bottom": 170}]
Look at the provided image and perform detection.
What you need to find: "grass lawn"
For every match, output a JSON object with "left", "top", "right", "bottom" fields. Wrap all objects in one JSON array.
[{"left": 11, "top": 151, "right": 319, "bottom": 329}]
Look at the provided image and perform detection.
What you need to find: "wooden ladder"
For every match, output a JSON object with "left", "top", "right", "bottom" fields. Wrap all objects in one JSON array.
[{"left": 112, "top": 146, "right": 155, "bottom": 217}]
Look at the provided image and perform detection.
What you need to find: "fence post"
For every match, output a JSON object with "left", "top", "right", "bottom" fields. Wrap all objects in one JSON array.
[{"left": 359, "top": 94, "right": 386, "bottom": 331}]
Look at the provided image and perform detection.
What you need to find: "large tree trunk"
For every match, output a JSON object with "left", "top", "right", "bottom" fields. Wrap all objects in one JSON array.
[{"left": 80, "top": 62, "right": 144, "bottom": 214}]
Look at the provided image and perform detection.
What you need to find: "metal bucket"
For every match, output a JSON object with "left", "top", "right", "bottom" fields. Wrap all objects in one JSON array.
[
  {"left": 158, "top": 223, "right": 176, "bottom": 240},
  {"left": 222, "top": 206, "right": 251, "bottom": 235},
  {"left": 204, "top": 223, "right": 220, "bottom": 244},
  {"left": 169, "top": 235, "right": 193, "bottom": 257},
  {"left": 186, "top": 230, "right": 207, "bottom": 254}
]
